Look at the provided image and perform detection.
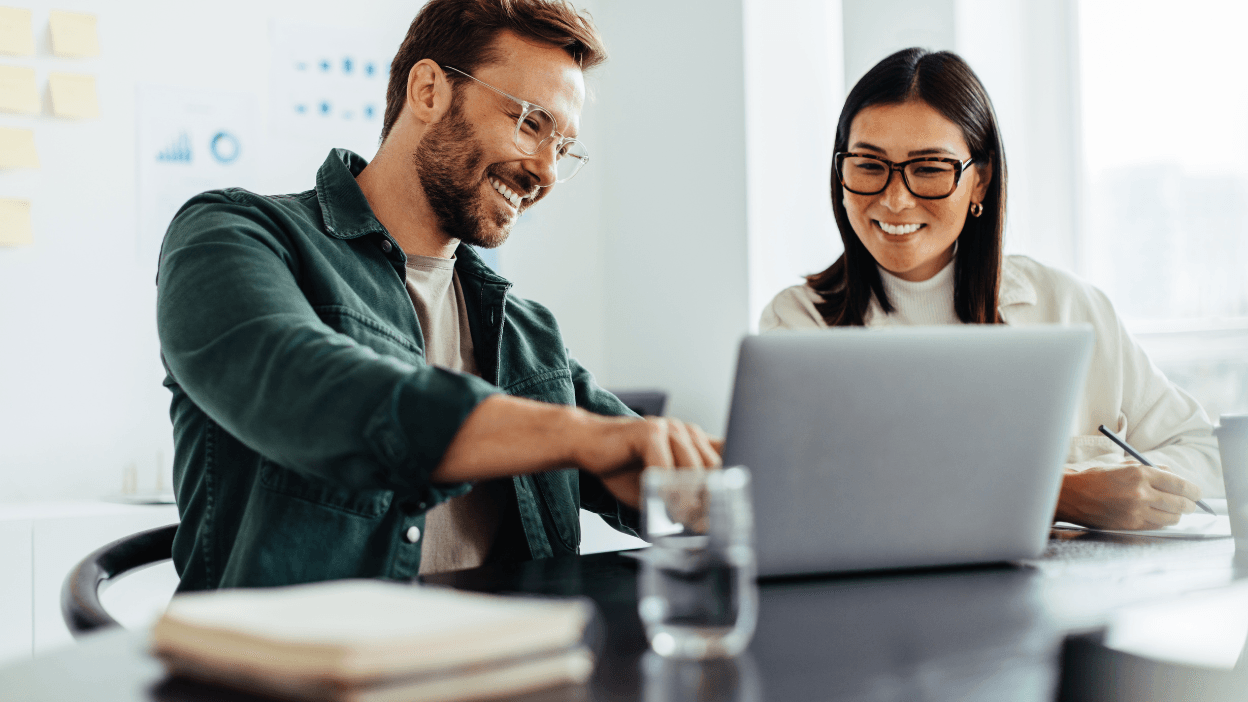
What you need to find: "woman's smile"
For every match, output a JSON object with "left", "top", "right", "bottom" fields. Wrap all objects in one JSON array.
[{"left": 874, "top": 220, "right": 925, "bottom": 236}]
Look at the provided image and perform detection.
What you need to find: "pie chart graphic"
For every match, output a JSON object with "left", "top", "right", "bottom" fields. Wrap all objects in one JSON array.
[{"left": 210, "top": 131, "right": 241, "bottom": 164}]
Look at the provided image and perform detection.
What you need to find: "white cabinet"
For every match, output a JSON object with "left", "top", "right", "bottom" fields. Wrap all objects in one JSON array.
[
  {"left": 0, "top": 502, "right": 179, "bottom": 666},
  {"left": 0, "top": 520, "right": 33, "bottom": 662}
]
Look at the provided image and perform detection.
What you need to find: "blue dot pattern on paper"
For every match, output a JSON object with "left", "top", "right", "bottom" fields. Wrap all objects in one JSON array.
[
  {"left": 320, "top": 59, "right": 331, "bottom": 72},
  {"left": 343, "top": 57, "right": 353, "bottom": 74},
  {"left": 364, "top": 104, "right": 375, "bottom": 119},
  {"left": 295, "top": 104, "right": 307, "bottom": 114},
  {"left": 320, "top": 101, "right": 331, "bottom": 115},
  {"left": 365, "top": 62, "right": 376, "bottom": 77}
]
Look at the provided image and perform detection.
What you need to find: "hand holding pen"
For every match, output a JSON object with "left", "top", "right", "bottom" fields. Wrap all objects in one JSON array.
[{"left": 1097, "top": 424, "right": 1217, "bottom": 516}]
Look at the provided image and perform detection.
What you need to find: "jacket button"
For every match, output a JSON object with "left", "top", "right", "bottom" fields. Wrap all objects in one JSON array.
[
  {"left": 380, "top": 239, "right": 393, "bottom": 253},
  {"left": 405, "top": 526, "right": 421, "bottom": 543}
]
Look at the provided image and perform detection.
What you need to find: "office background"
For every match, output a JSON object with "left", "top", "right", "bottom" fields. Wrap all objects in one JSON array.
[{"left": 1, "top": 0, "right": 1246, "bottom": 660}]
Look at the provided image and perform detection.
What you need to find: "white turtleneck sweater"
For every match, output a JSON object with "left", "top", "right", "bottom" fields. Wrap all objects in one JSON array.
[{"left": 876, "top": 258, "right": 960, "bottom": 325}]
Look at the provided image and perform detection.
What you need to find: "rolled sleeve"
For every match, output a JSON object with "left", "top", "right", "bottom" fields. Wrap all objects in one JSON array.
[{"left": 158, "top": 192, "right": 500, "bottom": 497}]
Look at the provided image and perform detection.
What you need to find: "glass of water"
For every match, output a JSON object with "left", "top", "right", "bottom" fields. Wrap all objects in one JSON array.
[{"left": 638, "top": 466, "right": 757, "bottom": 659}]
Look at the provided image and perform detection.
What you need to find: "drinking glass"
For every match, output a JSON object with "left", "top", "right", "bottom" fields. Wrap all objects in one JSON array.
[
  {"left": 638, "top": 466, "right": 757, "bottom": 659},
  {"left": 641, "top": 651, "right": 762, "bottom": 702},
  {"left": 1218, "top": 414, "right": 1248, "bottom": 561}
]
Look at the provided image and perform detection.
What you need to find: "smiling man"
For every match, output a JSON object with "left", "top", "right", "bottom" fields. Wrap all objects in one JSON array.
[{"left": 156, "top": 0, "right": 719, "bottom": 592}]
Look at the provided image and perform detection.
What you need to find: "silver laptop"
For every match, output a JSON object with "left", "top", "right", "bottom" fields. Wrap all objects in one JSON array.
[{"left": 722, "top": 325, "right": 1094, "bottom": 577}]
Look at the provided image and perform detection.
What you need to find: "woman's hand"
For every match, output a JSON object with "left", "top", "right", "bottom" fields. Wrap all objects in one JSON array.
[{"left": 1054, "top": 461, "right": 1203, "bottom": 530}]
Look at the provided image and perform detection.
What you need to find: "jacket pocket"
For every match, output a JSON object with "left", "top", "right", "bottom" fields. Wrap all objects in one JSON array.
[
  {"left": 505, "top": 368, "right": 575, "bottom": 405},
  {"left": 259, "top": 460, "right": 393, "bottom": 518}
]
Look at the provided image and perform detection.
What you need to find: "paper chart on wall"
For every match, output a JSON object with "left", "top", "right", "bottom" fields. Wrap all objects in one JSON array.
[
  {"left": 136, "top": 86, "right": 259, "bottom": 265},
  {"left": 268, "top": 20, "right": 395, "bottom": 160}
]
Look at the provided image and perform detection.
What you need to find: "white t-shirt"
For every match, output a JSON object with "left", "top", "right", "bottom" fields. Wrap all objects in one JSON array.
[{"left": 403, "top": 255, "right": 508, "bottom": 575}]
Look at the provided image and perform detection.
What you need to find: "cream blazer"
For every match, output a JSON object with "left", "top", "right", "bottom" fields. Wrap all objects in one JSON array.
[{"left": 759, "top": 255, "right": 1223, "bottom": 497}]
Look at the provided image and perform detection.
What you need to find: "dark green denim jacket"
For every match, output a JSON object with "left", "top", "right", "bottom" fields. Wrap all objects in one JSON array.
[{"left": 157, "top": 149, "right": 638, "bottom": 592}]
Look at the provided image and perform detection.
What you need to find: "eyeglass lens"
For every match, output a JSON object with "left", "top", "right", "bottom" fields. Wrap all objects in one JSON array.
[
  {"left": 513, "top": 105, "right": 588, "bottom": 182},
  {"left": 840, "top": 156, "right": 960, "bottom": 198}
]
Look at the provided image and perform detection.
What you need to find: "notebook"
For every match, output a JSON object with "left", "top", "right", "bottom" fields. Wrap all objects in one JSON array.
[{"left": 151, "top": 579, "right": 594, "bottom": 702}]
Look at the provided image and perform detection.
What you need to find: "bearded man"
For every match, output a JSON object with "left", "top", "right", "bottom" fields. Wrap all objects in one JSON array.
[{"left": 156, "top": 0, "right": 719, "bottom": 592}]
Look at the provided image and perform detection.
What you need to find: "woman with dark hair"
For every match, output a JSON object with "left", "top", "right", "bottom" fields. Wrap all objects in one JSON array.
[{"left": 760, "top": 48, "right": 1221, "bottom": 531}]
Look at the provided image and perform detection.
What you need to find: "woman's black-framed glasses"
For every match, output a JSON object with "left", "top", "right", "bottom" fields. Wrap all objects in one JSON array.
[
  {"left": 443, "top": 65, "right": 589, "bottom": 183},
  {"left": 834, "top": 152, "right": 975, "bottom": 200}
]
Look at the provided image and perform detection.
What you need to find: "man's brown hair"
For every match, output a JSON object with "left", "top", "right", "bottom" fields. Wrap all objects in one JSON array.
[{"left": 382, "top": 0, "right": 606, "bottom": 142}]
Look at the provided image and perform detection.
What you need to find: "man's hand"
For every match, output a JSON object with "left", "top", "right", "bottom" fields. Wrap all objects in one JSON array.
[
  {"left": 1055, "top": 461, "right": 1202, "bottom": 530},
  {"left": 570, "top": 415, "right": 722, "bottom": 508},
  {"left": 432, "top": 396, "right": 722, "bottom": 509}
]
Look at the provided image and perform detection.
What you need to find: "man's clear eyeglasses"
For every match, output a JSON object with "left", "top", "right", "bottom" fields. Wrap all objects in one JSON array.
[
  {"left": 834, "top": 152, "right": 976, "bottom": 200},
  {"left": 443, "top": 65, "right": 589, "bottom": 183}
]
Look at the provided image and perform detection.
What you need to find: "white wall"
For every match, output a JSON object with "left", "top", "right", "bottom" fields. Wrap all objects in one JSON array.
[
  {"left": 0, "top": 1, "right": 415, "bottom": 503},
  {"left": 842, "top": 0, "right": 956, "bottom": 88},
  {"left": 743, "top": 0, "right": 845, "bottom": 330},
  {"left": 956, "top": 0, "right": 1082, "bottom": 271},
  {"left": 583, "top": 0, "right": 752, "bottom": 434}
]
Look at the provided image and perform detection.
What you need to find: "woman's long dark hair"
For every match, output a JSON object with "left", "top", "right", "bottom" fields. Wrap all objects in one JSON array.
[{"left": 808, "top": 48, "right": 1007, "bottom": 326}]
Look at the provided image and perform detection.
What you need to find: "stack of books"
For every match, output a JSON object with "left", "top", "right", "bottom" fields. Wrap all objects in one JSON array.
[{"left": 150, "top": 579, "right": 594, "bottom": 702}]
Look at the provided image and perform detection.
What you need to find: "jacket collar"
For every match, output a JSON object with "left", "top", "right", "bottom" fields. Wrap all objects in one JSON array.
[
  {"left": 315, "top": 148, "right": 515, "bottom": 290},
  {"left": 998, "top": 257, "right": 1036, "bottom": 308},
  {"left": 454, "top": 242, "right": 512, "bottom": 288},
  {"left": 315, "top": 149, "right": 388, "bottom": 240}
]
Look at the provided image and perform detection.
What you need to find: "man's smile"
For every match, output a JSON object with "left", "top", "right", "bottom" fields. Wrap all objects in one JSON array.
[{"left": 489, "top": 176, "right": 528, "bottom": 209}]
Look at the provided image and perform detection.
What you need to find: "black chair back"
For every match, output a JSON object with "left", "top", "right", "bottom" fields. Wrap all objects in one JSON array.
[
  {"left": 61, "top": 523, "right": 178, "bottom": 638},
  {"left": 609, "top": 389, "right": 668, "bottom": 417}
]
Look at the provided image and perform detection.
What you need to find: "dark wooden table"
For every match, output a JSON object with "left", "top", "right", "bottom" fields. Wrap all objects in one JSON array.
[{"left": 2, "top": 531, "right": 1244, "bottom": 702}]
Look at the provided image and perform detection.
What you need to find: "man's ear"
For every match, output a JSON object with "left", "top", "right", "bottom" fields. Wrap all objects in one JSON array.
[
  {"left": 972, "top": 159, "right": 993, "bottom": 202},
  {"left": 406, "top": 59, "right": 453, "bottom": 125}
]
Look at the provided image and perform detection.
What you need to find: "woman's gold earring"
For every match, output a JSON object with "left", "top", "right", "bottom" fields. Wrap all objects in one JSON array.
[{"left": 969, "top": 202, "right": 984, "bottom": 217}]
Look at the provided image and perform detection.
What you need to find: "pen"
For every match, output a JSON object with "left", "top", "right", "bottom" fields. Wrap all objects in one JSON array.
[{"left": 1096, "top": 424, "right": 1217, "bottom": 516}]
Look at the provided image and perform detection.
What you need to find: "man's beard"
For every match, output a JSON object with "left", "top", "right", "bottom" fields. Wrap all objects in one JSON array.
[{"left": 412, "top": 104, "right": 513, "bottom": 249}]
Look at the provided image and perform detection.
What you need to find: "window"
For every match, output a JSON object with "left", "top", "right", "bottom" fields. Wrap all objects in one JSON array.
[{"left": 1078, "top": 0, "right": 1248, "bottom": 419}]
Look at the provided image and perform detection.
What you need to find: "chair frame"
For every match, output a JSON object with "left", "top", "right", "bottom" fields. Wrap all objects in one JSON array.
[{"left": 60, "top": 523, "right": 179, "bottom": 638}]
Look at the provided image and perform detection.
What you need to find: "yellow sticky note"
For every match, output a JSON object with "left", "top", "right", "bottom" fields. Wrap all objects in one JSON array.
[
  {"left": 49, "top": 10, "right": 99, "bottom": 57},
  {"left": 0, "top": 126, "right": 37, "bottom": 168},
  {"left": 0, "top": 197, "right": 31, "bottom": 246},
  {"left": 49, "top": 72, "right": 98, "bottom": 118},
  {"left": 0, "top": 64, "right": 37, "bottom": 114},
  {"left": 0, "top": 8, "right": 34, "bottom": 56}
]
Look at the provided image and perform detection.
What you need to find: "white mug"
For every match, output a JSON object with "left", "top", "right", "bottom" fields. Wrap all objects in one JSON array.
[{"left": 1217, "top": 414, "right": 1248, "bottom": 559}]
